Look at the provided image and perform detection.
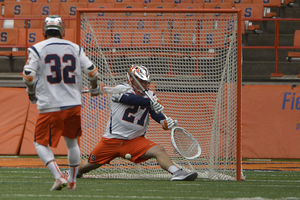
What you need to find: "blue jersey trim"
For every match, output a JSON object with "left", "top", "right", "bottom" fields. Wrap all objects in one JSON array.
[{"left": 29, "top": 46, "right": 40, "bottom": 59}]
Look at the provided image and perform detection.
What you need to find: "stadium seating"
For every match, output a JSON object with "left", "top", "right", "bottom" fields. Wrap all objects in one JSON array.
[
  {"left": 79, "top": 0, "right": 106, "bottom": 3},
  {"left": 18, "top": 28, "right": 44, "bottom": 46},
  {"left": 59, "top": 3, "right": 88, "bottom": 29},
  {"left": 31, "top": 3, "right": 60, "bottom": 16},
  {"left": 50, "top": 0, "right": 78, "bottom": 3},
  {"left": 114, "top": 2, "right": 144, "bottom": 8},
  {"left": 286, "top": 30, "right": 300, "bottom": 62},
  {"left": 235, "top": 3, "right": 264, "bottom": 34},
  {"left": 203, "top": 2, "right": 232, "bottom": 9},
  {"left": 13, "top": 15, "right": 44, "bottom": 29},
  {"left": 141, "top": 0, "right": 162, "bottom": 5},
  {"left": 0, "top": 28, "right": 22, "bottom": 57},
  {"left": 282, "top": 0, "right": 294, "bottom": 5},
  {"left": 175, "top": 3, "right": 203, "bottom": 9},
  {"left": 193, "top": 0, "right": 222, "bottom": 4},
  {"left": 64, "top": 29, "right": 76, "bottom": 43},
  {"left": 280, "top": 0, "right": 296, "bottom": 18},
  {"left": 87, "top": 3, "right": 115, "bottom": 13},
  {"left": 163, "top": 0, "right": 193, "bottom": 4},
  {"left": 131, "top": 27, "right": 162, "bottom": 54},
  {"left": 145, "top": 2, "right": 175, "bottom": 8},
  {"left": 252, "top": 0, "right": 281, "bottom": 18},
  {"left": 222, "top": 0, "right": 252, "bottom": 7},
  {"left": 168, "top": 24, "right": 196, "bottom": 48},
  {"left": 0, "top": 28, "right": 18, "bottom": 46},
  {"left": 3, "top": 2, "right": 33, "bottom": 17},
  {"left": 106, "top": 0, "right": 134, "bottom": 3},
  {"left": 23, "top": 0, "right": 49, "bottom": 3},
  {"left": 0, "top": 0, "right": 298, "bottom": 75},
  {"left": 59, "top": 2, "right": 88, "bottom": 16},
  {"left": 0, "top": 16, "right": 4, "bottom": 29}
]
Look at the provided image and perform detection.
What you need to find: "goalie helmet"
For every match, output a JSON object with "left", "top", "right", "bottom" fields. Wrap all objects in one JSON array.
[
  {"left": 127, "top": 65, "right": 151, "bottom": 96},
  {"left": 43, "top": 15, "right": 65, "bottom": 38}
]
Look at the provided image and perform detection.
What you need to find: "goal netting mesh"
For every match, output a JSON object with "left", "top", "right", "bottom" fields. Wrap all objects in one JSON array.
[{"left": 78, "top": 9, "right": 242, "bottom": 180}]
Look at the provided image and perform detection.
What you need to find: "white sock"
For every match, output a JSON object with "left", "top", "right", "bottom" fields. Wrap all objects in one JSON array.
[
  {"left": 47, "top": 161, "right": 62, "bottom": 180},
  {"left": 64, "top": 137, "right": 80, "bottom": 182},
  {"left": 168, "top": 165, "right": 179, "bottom": 174},
  {"left": 34, "top": 142, "right": 55, "bottom": 165},
  {"left": 68, "top": 166, "right": 79, "bottom": 183},
  {"left": 64, "top": 137, "right": 80, "bottom": 165},
  {"left": 34, "top": 142, "right": 62, "bottom": 179}
]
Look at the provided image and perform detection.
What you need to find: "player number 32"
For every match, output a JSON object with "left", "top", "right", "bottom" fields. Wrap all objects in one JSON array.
[{"left": 46, "top": 54, "right": 76, "bottom": 84}]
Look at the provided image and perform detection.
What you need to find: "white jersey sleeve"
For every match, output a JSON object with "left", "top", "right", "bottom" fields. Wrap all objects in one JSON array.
[{"left": 23, "top": 37, "right": 93, "bottom": 111}]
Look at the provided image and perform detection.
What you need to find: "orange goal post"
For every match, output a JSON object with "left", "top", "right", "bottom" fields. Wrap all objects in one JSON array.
[{"left": 76, "top": 8, "right": 243, "bottom": 180}]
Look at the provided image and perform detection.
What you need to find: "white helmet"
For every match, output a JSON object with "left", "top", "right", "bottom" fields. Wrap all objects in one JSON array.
[
  {"left": 127, "top": 65, "right": 150, "bottom": 95},
  {"left": 43, "top": 15, "right": 65, "bottom": 38},
  {"left": 127, "top": 65, "right": 150, "bottom": 84}
]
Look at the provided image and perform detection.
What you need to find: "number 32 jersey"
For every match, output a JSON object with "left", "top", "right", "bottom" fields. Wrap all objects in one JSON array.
[{"left": 24, "top": 37, "right": 93, "bottom": 110}]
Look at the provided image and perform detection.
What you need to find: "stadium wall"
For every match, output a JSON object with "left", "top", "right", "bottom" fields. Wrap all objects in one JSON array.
[{"left": 0, "top": 85, "right": 300, "bottom": 159}]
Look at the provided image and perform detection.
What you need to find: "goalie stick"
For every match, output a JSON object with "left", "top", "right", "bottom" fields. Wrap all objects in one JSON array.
[
  {"left": 127, "top": 69, "right": 201, "bottom": 160},
  {"left": 82, "top": 85, "right": 131, "bottom": 94}
]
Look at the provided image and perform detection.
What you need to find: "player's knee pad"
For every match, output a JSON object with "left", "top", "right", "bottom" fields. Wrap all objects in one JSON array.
[
  {"left": 84, "top": 64, "right": 98, "bottom": 81},
  {"left": 23, "top": 68, "right": 36, "bottom": 86}
]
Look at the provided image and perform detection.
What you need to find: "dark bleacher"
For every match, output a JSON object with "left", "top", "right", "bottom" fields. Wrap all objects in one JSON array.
[{"left": 0, "top": 0, "right": 299, "bottom": 87}]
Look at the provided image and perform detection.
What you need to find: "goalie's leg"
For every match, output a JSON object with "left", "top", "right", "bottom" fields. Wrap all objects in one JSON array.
[
  {"left": 142, "top": 145, "right": 198, "bottom": 181},
  {"left": 170, "top": 169, "right": 198, "bottom": 181}
]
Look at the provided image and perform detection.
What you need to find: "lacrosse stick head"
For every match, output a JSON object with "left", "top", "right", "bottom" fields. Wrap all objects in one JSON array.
[{"left": 127, "top": 65, "right": 151, "bottom": 96}]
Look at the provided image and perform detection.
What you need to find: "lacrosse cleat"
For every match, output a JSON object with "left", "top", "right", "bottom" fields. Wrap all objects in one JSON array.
[
  {"left": 67, "top": 182, "right": 77, "bottom": 190},
  {"left": 171, "top": 169, "right": 198, "bottom": 181},
  {"left": 50, "top": 176, "right": 68, "bottom": 191}
]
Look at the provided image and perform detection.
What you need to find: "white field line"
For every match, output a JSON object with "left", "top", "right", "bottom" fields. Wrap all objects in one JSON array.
[
  {"left": 2, "top": 194, "right": 300, "bottom": 200},
  {"left": 1, "top": 194, "right": 208, "bottom": 199}
]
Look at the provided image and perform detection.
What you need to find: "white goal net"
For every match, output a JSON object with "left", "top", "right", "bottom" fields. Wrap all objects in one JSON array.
[{"left": 78, "top": 8, "right": 243, "bottom": 180}]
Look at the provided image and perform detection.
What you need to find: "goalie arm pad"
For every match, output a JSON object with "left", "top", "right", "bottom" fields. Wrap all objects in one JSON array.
[
  {"left": 83, "top": 64, "right": 99, "bottom": 81},
  {"left": 150, "top": 110, "right": 165, "bottom": 123},
  {"left": 118, "top": 93, "right": 151, "bottom": 106},
  {"left": 150, "top": 110, "right": 177, "bottom": 130},
  {"left": 22, "top": 68, "right": 36, "bottom": 86}
]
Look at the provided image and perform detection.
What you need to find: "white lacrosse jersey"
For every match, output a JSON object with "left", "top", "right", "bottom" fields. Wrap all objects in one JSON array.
[
  {"left": 24, "top": 37, "right": 93, "bottom": 111},
  {"left": 103, "top": 84, "right": 157, "bottom": 140}
]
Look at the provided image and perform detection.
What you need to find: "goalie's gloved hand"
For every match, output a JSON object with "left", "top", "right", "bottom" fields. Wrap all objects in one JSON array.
[
  {"left": 90, "top": 83, "right": 104, "bottom": 96},
  {"left": 112, "top": 93, "right": 123, "bottom": 102},
  {"left": 26, "top": 88, "right": 37, "bottom": 104},
  {"left": 160, "top": 117, "right": 177, "bottom": 130},
  {"left": 150, "top": 99, "right": 164, "bottom": 114}
]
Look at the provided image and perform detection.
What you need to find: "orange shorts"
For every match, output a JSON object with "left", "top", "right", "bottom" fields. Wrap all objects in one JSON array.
[
  {"left": 88, "top": 136, "right": 157, "bottom": 164},
  {"left": 35, "top": 105, "right": 82, "bottom": 148}
]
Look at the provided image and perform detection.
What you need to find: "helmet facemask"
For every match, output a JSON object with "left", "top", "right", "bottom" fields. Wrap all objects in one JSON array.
[{"left": 127, "top": 65, "right": 151, "bottom": 96}]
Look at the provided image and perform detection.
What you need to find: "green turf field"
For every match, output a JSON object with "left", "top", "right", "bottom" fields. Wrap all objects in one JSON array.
[{"left": 0, "top": 167, "right": 299, "bottom": 199}]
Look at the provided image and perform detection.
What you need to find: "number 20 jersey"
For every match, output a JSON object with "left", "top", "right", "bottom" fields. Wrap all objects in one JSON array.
[{"left": 24, "top": 37, "right": 93, "bottom": 110}]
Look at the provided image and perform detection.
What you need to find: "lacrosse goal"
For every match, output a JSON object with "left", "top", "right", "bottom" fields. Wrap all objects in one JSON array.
[{"left": 77, "top": 8, "right": 243, "bottom": 180}]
